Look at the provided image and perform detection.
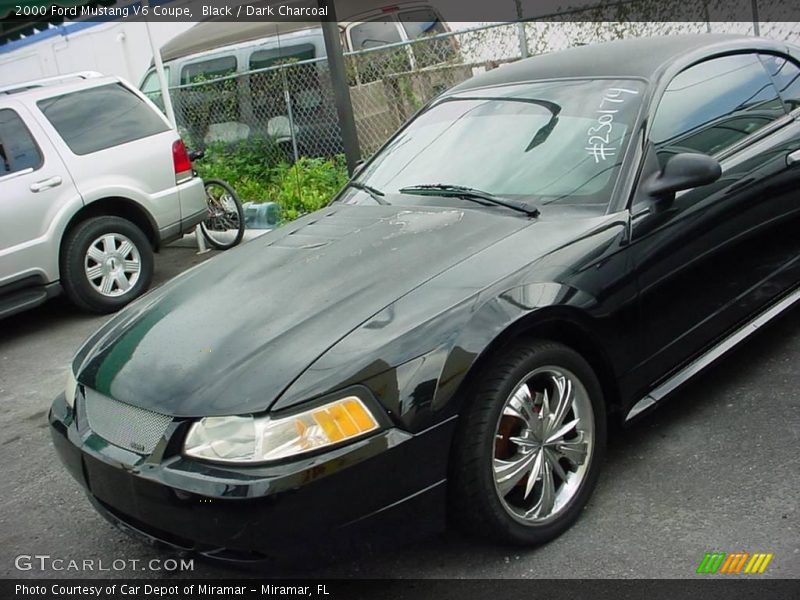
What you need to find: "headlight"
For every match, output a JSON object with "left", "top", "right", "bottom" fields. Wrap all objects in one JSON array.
[
  {"left": 65, "top": 368, "right": 78, "bottom": 408},
  {"left": 183, "top": 395, "right": 380, "bottom": 463}
]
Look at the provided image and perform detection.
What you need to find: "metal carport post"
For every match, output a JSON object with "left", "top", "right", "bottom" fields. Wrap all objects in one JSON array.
[
  {"left": 142, "top": 0, "right": 176, "bottom": 128},
  {"left": 318, "top": 0, "right": 361, "bottom": 175}
]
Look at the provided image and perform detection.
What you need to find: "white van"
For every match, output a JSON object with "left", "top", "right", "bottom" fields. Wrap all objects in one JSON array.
[{"left": 139, "top": 2, "right": 458, "bottom": 153}]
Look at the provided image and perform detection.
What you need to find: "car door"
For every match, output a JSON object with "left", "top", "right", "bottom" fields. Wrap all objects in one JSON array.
[
  {"left": 626, "top": 52, "right": 800, "bottom": 393},
  {"left": 0, "top": 102, "right": 81, "bottom": 288}
]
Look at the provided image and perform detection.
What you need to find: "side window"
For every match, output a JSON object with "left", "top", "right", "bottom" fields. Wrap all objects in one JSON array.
[
  {"left": 348, "top": 19, "right": 410, "bottom": 84},
  {"left": 37, "top": 84, "right": 169, "bottom": 155},
  {"left": 398, "top": 9, "right": 448, "bottom": 40},
  {"left": 249, "top": 44, "right": 315, "bottom": 70},
  {"left": 349, "top": 19, "right": 403, "bottom": 51},
  {"left": 759, "top": 53, "right": 800, "bottom": 112},
  {"left": 249, "top": 44, "right": 321, "bottom": 114},
  {"left": 398, "top": 8, "right": 455, "bottom": 68},
  {"left": 140, "top": 67, "right": 170, "bottom": 111},
  {"left": 650, "top": 54, "right": 785, "bottom": 166},
  {"left": 178, "top": 56, "right": 240, "bottom": 124},
  {"left": 180, "top": 56, "right": 236, "bottom": 85},
  {"left": 0, "top": 108, "right": 42, "bottom": 176}
]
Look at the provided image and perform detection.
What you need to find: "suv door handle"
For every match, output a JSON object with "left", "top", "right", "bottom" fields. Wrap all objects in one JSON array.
[
  {"left": 29, "top": 176, "right": 62, "bottom": 192},
  {"left": 788, "top": 149, "right": 800, "bottom": 166}
]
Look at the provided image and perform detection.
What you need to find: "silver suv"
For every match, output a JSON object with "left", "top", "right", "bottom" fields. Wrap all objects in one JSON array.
[{"left": 0, "top": 71, "right": 207, "bottom": 317}]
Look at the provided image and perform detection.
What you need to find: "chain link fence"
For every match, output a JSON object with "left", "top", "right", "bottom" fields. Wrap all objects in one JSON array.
[
  {"left": 168, "top": 55, "right": 343, "bottom": 158},
  {"left": 146, "top": 9, "right": 800, "bottom": 216}
]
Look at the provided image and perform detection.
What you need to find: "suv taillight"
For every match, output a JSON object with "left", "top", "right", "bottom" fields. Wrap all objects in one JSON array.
[{"left": 172, "top": 139, "right": 193, "bottom": 183}]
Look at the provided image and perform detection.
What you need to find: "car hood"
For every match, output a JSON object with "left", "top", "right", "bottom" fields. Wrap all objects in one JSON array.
[{"left": 75, "top": 204, "right": 531, "bottom": 417}]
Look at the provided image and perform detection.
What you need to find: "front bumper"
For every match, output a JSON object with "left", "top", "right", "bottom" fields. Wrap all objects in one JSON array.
[{"left": 49, "top": 392, "right": 453, "bottom": 560}]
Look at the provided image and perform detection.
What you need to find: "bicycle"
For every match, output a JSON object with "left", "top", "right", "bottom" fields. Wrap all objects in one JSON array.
[{"left": 189, "top": 149, "right": 245, "bottom": 250}]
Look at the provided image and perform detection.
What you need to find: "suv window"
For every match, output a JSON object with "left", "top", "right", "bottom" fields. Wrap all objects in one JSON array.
[
  {"left": 0, "top": 108, "right": 42, "bottom": 175},
  {"left": 759, "top": 53, "right": 800, "bottom": 112},
  {"left": 38, "top": 83, "right": 169, "bottom": 156},
  {"left": 650, "top": 54, "right": 785, "bottom": 165}
]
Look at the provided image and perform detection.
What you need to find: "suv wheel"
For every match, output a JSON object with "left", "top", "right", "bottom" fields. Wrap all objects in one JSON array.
[
  {"left": 450, "top": 340, "right": 606, "bottom": 545},
  {"left": 61, "top": 216, "right": 154, "bottom": 313}
]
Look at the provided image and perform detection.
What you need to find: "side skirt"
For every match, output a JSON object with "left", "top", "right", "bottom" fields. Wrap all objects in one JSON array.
[
  {"left": 0, "top": 279, "right": 60, "bottom": 320},
  {"left": 625, "top": 285, "right": 800, "bottom": 422}
]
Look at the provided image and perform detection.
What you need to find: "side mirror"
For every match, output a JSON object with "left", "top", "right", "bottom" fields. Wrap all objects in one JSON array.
[
  {"left": 645, "top": 152, "right": 722, "bottom": 201},
  {"left": 351, "top": 160, "right": 365, "bottom": 177}
]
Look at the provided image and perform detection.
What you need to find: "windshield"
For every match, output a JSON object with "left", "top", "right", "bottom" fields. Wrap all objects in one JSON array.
[{"left": 351, "top": 79, "right": 645, "bottom": 208}]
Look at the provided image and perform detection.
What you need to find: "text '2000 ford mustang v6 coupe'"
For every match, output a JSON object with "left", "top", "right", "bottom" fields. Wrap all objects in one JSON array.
[{"left": 51, "top": 35, "right": 800, "bottom": 559}]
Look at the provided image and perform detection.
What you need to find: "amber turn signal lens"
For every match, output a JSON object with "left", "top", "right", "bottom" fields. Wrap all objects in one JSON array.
[{"left": 184, "top": 395, "right": 380, "bottom": 464}]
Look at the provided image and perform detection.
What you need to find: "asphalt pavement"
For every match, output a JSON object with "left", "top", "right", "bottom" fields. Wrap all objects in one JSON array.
[{"left": 0, "top": 244, "right": 797, "bottom": 580}]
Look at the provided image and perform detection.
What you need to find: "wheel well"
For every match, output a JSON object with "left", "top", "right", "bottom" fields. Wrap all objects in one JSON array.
[
  {"left": 460, "top": 312, "right": 623, "bottom": 418},
  {"left": 61, "top": 198, "right": 159, "bottom": 256}
]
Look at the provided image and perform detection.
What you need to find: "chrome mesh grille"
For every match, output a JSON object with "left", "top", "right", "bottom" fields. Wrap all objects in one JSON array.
[{"left": 83, "top": 390, "right": 172, "bottom": 454}]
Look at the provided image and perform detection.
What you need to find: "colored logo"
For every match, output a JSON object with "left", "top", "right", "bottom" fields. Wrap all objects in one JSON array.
[{"left": 696, "top": 552, "right": 773, "bottom": 574}]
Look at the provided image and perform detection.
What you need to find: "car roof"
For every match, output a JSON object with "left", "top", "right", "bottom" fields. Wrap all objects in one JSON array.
[{"left": 449, "top": 34, "right": 795, "bottom": 93}]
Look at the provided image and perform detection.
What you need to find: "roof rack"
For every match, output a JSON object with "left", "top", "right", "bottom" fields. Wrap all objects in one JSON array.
[{"left": 0, "top": 71, "right": 105, "bottom": 95}]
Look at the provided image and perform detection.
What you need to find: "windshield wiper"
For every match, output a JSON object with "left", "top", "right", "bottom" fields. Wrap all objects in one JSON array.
[
  {"left": 398, "top": 184, "right": 539, "bottom": 217},
  {"left": 348, "top": 181, "right": 390, "bottom": 205}
]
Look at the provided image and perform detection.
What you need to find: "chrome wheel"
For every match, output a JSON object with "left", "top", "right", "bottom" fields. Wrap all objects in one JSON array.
[
  {"left": 84, "top": 233, "right": 141, "bottom": 298},
  {"left": 493, "top": 366, "right": 594, "bottom": 525}
]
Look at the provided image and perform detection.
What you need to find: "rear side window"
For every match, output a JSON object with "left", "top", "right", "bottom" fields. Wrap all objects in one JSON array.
[
  {"left": 348, "top": 19, "right": 410, "bottom": 83},
  {"left": 181, "top": 56, "right": 237, "bottom": 84},
  {"left": 398, "top": 9, "right": 448, "bottom": 40},
  {"left": 650, "top": 54, "right": 785, "bottom": 163},
  {"left": 759, "top": 53, "right": 800, "bottom": 112},
  {"left": 399, "top": 9, "right": 455, "bottom": 68},
  {"left": 249, "top": 44, "right": 321, "bottom": 113},
  {"left": 250, "top": 44, "right": 315, "bottom": 70},
  {"left": 0, "top": 108, "right": 42, "bottom": 175},
  {"left": 38, "top": 84, "right": 169, "bottom": 156},
  {"left": 349, "top": 19, "right": 404, "bottom": 50}
]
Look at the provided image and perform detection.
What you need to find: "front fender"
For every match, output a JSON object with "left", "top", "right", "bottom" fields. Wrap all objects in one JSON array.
[
  {"left": 433, "top": 283, "right": 598, "bottom": 412},
  {"left": 273, "top": 211, "right": 636, "bottom": 431},
  {"left": 274, "top": 280, "right": 599, "bottom": 434}
]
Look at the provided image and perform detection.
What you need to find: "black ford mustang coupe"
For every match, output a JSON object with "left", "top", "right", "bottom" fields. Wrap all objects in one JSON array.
[{"left": 51, "top": 35, "right": 800, "bottom": 557}]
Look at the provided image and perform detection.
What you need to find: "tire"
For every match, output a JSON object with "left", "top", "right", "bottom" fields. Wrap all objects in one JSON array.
[
  {"left": 449, "top": 339, "right": 607, "bottom": 545},
  {"left": 61, "top": 216, "right": 154, "bottom": 314},
  {"left": 201, "top": 178, "right": 245, "bottom": 250}
]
